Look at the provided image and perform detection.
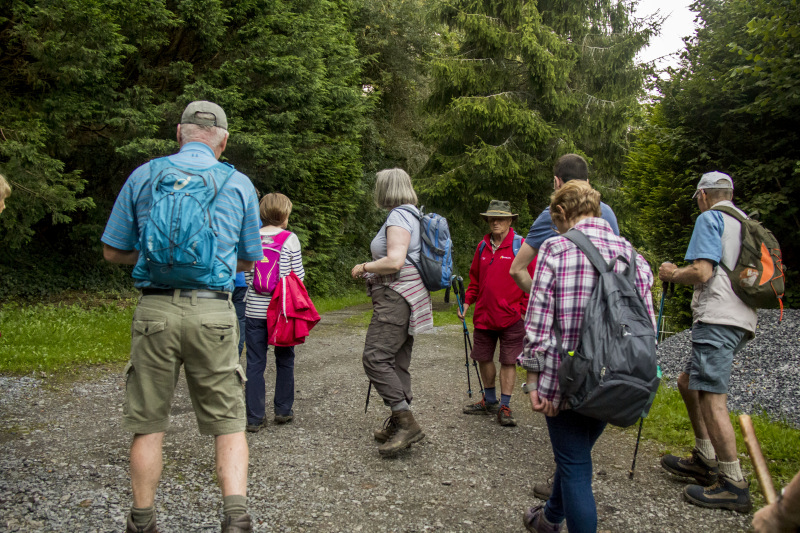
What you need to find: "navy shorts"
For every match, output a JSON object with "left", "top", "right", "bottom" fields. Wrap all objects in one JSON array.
[{"left": 684, "top": 321, "right": 748, "bottom": 394}]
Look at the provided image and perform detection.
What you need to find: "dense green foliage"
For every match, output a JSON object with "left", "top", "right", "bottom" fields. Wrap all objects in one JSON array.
[
  {"left": 0, "top": 0, "right": 368, "bottom": 297},
  {"left": 622, "top": 0, "right": 800, "bottom": 323},
  {"left": 418, "top": 0, "right": 656, "bottom": 271}
]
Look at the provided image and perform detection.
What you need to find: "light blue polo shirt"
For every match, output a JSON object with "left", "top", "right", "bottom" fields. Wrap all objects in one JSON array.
[
  {"left": 101, "top": 142, "right": 263, "bottom": 291},
  {"left": 525, "top": 201, "right": 619, "bottom": 250},
  {"left": 684, "top": 211, "right": 724, "bottom": 266}
]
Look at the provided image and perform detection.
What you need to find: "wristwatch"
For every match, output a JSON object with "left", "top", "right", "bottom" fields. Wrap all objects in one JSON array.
[{"left": 521, "top": 381, "right": 537, "bottom": 394}]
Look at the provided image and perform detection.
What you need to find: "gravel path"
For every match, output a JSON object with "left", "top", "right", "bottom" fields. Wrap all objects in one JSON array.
[{"left": 0, "top": 303, "right": 759, "bottom": 532}]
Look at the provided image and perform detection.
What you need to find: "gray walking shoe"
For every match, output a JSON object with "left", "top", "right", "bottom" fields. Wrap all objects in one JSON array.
[
  {"left": 497, "top": 405, "right": 517, "bottom": 426},
  {"left": 683, "top": 475, "right": 752, "bottom": 513},
  {"left": 126, "top": 513, "right": 159, "bottom": 533},
  {"left": 378, "top": 410, "right": 425, "bottom": 456},
  {"left": 661, "top": 447, "right": 719, "bottom": 486},
  {"left": 533, "top": 472, "right": 555, "bottom": 500},
  {"left": 523, "top": 503, "right": 562, "bottom": 532},
  {"left": 222, "top": 512, "right": 253, "bottom": 533}
]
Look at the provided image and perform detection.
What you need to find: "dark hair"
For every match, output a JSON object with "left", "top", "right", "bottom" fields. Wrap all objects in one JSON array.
[{"left": 553, "top": 154, "right": 589, "bottom": 182}]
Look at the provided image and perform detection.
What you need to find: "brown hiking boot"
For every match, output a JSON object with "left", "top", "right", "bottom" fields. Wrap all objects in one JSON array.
[
  {"left": 373, "top": 415, "right": 398, "bottom": 443},
  {"left": 126, "top": 513, "right": 159, "bottom": 533},
  {"left": 661, "top": 448, "right": 719, "bottom": 486},
  {"left": 533, "top": 472, "right": 555, "bottom": 500},
  {"left": 497, "top": 405, "right": 517, "bottom": 426},
  {"left": 463, "top": 397, "right": 500, "bottom": 415},
  {"left": 222, "top": 512, "right": 253, "bottom": 533},
  {"left": 378, "top": 410, "right": 425, "bottom": 457}
]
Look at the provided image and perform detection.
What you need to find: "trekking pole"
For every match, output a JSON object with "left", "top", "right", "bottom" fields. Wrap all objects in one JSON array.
[
  {"left": 457, "top": 276, "right": 483, "bottom": 395},
  {"left": 364, "top": 381, "right": 372, "bottom": 414},
  {"left": 630, "top": 280, "right": 671, "bottom": 479},
  {"left": 451, "top": 275, "right": 474, "bottom": 397}
]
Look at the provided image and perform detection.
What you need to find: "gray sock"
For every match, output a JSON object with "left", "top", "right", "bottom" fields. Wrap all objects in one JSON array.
[
  {"left": 131, "top": 505, "right": 155, "bottom": 528},
  {"left": 223, "top": 495, "right": 247, "bottom": 520},
  {"left": 719, "top": 460, "right": 744, "bottom": 482},
  {"left": 695, "top": 438, "right": 715, "bottom": 461}
]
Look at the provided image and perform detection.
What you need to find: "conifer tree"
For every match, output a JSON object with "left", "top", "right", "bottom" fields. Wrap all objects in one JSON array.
[{"left": 419, "top": 0, "right": 654, "bottom": 233}]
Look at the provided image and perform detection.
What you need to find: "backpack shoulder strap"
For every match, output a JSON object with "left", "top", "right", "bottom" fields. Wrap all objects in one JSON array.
[
  {"left": 710, "top": 205, "right": 747, "bottom": 222},
  {"left": 266, "top": 230, "right": 292, "bottom": 249},
  {"left": 512, "top": 233, "right": 523, "bottom": 256},
  {"left": 478, "top": 241, "right": 486, "bottom": 257},
  {"left": 562, "top": 229, "right": 610, "bottom": 274}
]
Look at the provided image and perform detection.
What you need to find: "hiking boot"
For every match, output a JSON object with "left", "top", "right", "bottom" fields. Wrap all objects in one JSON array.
[
  {"left": 497, "top": 405, "right": 517, "bottom": 427},
  {"left": 373, "top": 415, "right": 398, "bottom": 444},
  {"left": 523, "top": 503, "right": 563, "bottom": 532},
  {"left": 222, "top": 512, "right": 253, "bottom": 533},
  {"left": 126, "top": 513, "right": 159, "bottom": 533},
  {"left": 463, "top": 398, "right": 500, "bottom": 415},
  {"left": 533, "top": 472, "right": 555, "bottom": 500},
  {"left": 661, "top": 448, "right": 719, "bottom": 486},
  {"left": 245, "top": 419, "right": 264, "bottom": 433},
  {"left": 683, "top": 475, "right": 752, "bottom": 513},
  {"left": 274, "top": 411, "right": 294, "bottom": 424},
  {"left": 378, "top": 410, "right": 425, "bottom": 457}
]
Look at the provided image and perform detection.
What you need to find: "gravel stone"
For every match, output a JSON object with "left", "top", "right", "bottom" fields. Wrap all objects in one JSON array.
[{"left": 0, "top": 303, "right": 769, "bottom": 531}]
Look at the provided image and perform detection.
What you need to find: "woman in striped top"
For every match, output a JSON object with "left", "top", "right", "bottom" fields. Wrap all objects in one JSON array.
[
  {"left": 351, "top": 168, "right": 432, "bottom": 457},
  {"left": 244, "top": 193, "right": 305, "bottom": 432}
]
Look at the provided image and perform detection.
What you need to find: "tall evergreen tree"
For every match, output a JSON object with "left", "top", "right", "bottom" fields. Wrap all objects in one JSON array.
[{"left": 419, "top": 0, "right": 655, "bottom": 235}]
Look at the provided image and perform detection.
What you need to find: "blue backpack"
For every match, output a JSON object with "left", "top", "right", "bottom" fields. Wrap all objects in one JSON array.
[
  {"left": 132, "top": 157, "right": 236, "bottom": 289},
  {"left": 396, "top": 206, "right": 454, "bottom": 291}
]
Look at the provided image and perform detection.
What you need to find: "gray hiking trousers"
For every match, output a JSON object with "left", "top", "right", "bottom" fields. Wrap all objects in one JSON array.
[{"left": 362, "top": 286, "right": 414, "bottom": 408}]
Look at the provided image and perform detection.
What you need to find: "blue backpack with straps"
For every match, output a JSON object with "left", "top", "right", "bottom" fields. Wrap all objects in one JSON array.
[
  {"left": 132, "top": 157, "right": 237, "bottom": 289},
  {"left": 478, "top": 233, "right": 523, "bottom": 257},
  {"left": 395, "top": 206, "right": 454, "bottom": 291}
]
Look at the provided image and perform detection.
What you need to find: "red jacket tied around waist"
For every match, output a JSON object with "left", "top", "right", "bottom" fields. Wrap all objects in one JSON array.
[
  {"left": 465, "top": 228, "right": 534, "bottom": 330},
  {"left": 267, "top": 272, "right": 321, "bottom": 346}
]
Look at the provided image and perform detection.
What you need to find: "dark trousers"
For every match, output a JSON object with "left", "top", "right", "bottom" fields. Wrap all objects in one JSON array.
[
  {"left": 544, "top": 409, "right": 607, "bottom": 533},
  {"left": 362, "top": 286, "right": 414, "bottom": 408},
  {"left": 245, "top": 316, "right": 295, "bottom": 424},
  {"left": 232, "top": 286, "right": 247, "bottom": 357}
]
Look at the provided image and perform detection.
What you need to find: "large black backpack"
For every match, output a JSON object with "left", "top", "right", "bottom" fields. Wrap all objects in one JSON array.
[{"left": 556, "top": 230, "right": 660, "bottom": 428}]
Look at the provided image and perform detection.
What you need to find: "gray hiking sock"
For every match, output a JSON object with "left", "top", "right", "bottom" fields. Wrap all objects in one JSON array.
[
  {"left": 391, "top": 400, "right": 410, "bottom": 412},
  {"left": 695, "top": 438, "right": 716, "bottom": 461},
  {"left": 131, "top": 505, "right": 155, "bottom": 528},
  {"left": 719, "top": 460, "right": 745, "bottom": 482},
  {"left": 223, "top": 495, "right": 247, "bottom": 520}
]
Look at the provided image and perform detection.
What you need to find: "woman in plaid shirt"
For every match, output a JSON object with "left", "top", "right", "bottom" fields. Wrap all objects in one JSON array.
[{"left": 519, "top": 181, "right": 655, "bottom": 533}]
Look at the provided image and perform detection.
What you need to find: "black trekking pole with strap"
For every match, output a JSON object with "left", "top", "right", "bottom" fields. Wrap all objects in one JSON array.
[
  {"left": 452, "top": 275, "right": 483, "bottom": 397},
  {"left": 629, "top": 280, "right": 672, "bottom": 479},
  {"left": 365, "top": 381, "right": 372, "bottom": 413}
]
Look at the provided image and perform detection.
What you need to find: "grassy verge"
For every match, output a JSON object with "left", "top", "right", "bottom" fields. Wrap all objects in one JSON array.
[{"left": 629, "top": 381, "right": 800, "bottom": 505}]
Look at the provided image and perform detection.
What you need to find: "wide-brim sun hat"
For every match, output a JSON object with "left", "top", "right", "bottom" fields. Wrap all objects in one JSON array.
[{"left": 480, "top": 200, "right": 518, "bottom": 222}]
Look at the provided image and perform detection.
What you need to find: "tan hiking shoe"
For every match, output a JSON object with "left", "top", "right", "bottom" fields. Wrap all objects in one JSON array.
[
  {"left": 533, "top": 472, "right": 555, "bottom": 500},
  {"left": 373, "top": 415, "right": 398, "bottom": 443},
  {"left": 661, "top": 447, "right": 719, "bottom": 486},
  {"left": 684, "top": 475, "right": 752, "bottom": 513},
  {"left": 378, "top": 410, "right": 424, "bottom": 456}
]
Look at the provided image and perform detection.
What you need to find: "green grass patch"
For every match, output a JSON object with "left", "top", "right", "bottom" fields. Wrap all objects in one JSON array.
[
  {"left": 339, "top": 286, "right": 472, "bottom": 327},
  {"left": 0, "top": 301, "right": 136, "bottom": 374},
  {"left": 632, "top": 382, "right": 800, "bottom": 504},
  {"left": 312, "top": 290, "right": 371, "bottom": 314}
]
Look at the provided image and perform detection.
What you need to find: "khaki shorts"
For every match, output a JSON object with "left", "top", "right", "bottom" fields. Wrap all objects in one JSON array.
[{"left": 122, "top": 291, "right": 246, "bottom": 436}]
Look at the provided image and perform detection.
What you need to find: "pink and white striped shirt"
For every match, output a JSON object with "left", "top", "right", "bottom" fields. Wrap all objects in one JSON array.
[
  {"left": 518, "top": 218, "right": 656, "bottom": 409},
  {"left": 367, "top": 265, "right": 433, "bottom": 335}
]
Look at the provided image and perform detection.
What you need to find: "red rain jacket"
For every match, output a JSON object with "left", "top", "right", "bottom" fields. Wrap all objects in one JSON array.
[
  {"left": 267, "top": 272, "right": 321, "bottom": 346},
  {"left": 465, "top": 229, "right": 534, "bottom": 330}
]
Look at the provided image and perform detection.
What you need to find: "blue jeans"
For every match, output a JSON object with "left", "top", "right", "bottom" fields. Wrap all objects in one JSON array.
[
  {"left": 232, "top": 286, "right": 247, "bottom": 357},
  {"left": 245, "top": 316, "right": 295, "bottom": 424},
  {"left": 544, "top": 409, "right": 607, "bottom": 533}
]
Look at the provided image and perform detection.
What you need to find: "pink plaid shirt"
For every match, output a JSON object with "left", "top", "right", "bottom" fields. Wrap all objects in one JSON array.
[{"left": 518, "top": 218, "right": 656, "bottom": 409}]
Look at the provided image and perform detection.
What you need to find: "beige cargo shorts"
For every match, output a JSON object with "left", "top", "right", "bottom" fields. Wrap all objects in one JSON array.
[{"left": 122, "top": 291, "right": 246, "bottom": 436}]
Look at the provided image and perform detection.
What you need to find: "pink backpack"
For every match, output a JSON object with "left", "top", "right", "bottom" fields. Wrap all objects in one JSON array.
[{"left": 253, "top": 231, "right": 291, "bottom": 295}]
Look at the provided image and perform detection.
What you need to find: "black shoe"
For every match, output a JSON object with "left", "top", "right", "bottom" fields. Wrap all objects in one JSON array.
[
  {"left": 246, "top": 418, "right": 265, "bottom": 433},
  {"left": 661, "top": 448, "right": 719, "bottom": 486},
  {"left": 274, "top": 410, "right": 294, "bottom": 424},
  {"left": 683, "top": 475, "right": 752, "bottom": 513}
]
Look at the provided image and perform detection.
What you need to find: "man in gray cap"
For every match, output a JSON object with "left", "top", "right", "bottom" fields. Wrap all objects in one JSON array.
[
  {"left": 657, "top": 171, "right": 756, "bottom": 513},
  {"left": 102, "top": 101, "right": 263, "bottom": 532}
]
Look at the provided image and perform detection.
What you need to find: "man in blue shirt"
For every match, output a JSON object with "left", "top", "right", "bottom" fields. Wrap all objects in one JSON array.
[
  {"left": 102, "top": 101, "right": 263, "bottom": 533},
  {"left": 657, "top": 171, "right": 756, "bottom": 513}
]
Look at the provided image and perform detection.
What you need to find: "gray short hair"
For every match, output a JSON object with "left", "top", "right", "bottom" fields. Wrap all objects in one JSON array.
[
  {"left": 179, "top": 120, "right": 228, "bottom": 150},
  {"left": 705, "top": 179, "right": 734, "bottom": 202},
  {"left": 374, "top": 168, "right": 418, "bottom": 209}
]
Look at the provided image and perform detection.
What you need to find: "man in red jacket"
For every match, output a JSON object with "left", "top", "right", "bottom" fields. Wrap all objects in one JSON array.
[{"left": 459, "top": 200, "right": 535, "bottom": 426}]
